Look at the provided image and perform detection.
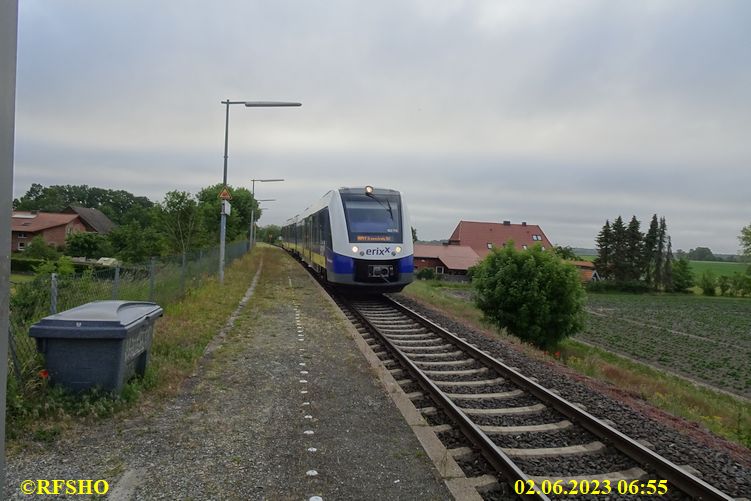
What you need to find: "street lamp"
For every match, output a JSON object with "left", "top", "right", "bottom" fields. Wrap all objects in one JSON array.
[
  {"left": 248, "top": 198, "right": 275, "bottom": 250},
  {"left": 249, "top": 178, "right": 284, "bottom": 250},
  {"left": 218, "top": 100, "right": 300, "bottom": 284}
]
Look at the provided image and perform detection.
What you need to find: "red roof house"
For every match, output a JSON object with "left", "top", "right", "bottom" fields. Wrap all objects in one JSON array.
[
  {"left": 567, "top": 260, "right": 601, "bottom": 283},
  {"left": 448, "top": 220, "right": 552, "bottom": 258},
  {"left": 413, "top": 243, "right": 480, "bottom": 275},
  {"left": 11, "top": 211, "right": 87, "bottom": 251}
]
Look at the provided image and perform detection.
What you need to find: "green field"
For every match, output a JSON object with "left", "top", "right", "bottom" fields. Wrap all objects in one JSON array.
[
  {"left": 583, "top": 293, "right": 751, "bottom": 397},
  {"left": 687, "top": 260, "right": 748, "bottom": 278}
]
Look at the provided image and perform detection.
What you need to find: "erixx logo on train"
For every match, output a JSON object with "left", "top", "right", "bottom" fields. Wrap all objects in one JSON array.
[{"left": 364, "top": 247, "right": 391, "bottom": 256}]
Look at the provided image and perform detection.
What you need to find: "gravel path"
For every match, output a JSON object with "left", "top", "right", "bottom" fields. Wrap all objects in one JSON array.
[
  {"left": 393, "top": 293, "right": 751, "bottom": 499},
  {"left": 5, "top": 248, "right": 451, "bottom": 500}
]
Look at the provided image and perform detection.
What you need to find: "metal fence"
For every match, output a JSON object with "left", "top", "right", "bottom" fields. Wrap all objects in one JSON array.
[{"left": 7, "top": 240, "right": 248, "bottom": 384}]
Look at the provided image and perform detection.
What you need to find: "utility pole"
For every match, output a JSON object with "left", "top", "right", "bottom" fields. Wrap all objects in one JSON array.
[{"left": 0, "top": 0, "right": 19, "bottom": 494}]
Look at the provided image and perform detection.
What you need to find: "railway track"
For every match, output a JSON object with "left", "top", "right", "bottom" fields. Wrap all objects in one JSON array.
[{"left": 331, "top": 292, "right": 738, "bottom": 501}]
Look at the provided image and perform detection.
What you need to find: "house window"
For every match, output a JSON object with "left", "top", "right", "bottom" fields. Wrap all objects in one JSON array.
[
  {"left": 522, "top": 245, "right": 528, "bottom": 250},
  {"left": 486, "top": 243, "right": 492, "bottom": 249},
  {"left": 17, "top": 232, "right": 27, "bottom": 238},
  {"left": 532, "top": 235, "right": 542, "bottom": 241},
  {"left": 18, "top": 242, "right": 25, "bottom": 250},
  {"left": 436, "top": 266, "right": 444, "bottom": 274}
]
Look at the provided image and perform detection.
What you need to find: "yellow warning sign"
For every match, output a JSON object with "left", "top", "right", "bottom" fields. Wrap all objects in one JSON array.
[{"left": 219, "top": 187, "right": 232, "bottom": 200}]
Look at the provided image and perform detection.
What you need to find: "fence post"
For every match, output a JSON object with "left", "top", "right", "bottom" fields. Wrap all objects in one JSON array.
[
  {"left": 112, "top": 266, "right": 120, "bottom": 299},
  {"left": 50, "top": 273, "right": 58, "bottom": 314},
  {"left": 149, "top": 257, "right": 156, "bottom": 301}
]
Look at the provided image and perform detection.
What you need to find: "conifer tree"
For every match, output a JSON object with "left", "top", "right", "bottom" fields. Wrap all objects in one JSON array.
[
  {"left": 611, "top": 216, "right": 628, "bottom": 281},
  {"left": 655, "top": 217, "right": 667, "bottom": 289},
  {"left": 663, "top": 236, "right": 674, "bottom": 291},
  {"left": 594, "top": 220, "right": 613, "bottom": 279},
  {"left": 642, "top": 214, "right": 659, "bottom": 287},
  {"left": 625, "top": 216, "right": 643, "bottom": 281}
]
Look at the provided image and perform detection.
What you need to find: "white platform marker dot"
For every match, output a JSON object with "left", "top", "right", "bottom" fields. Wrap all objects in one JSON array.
[
  {"left": 299, "top": 362, "right": 306, "bottom": 366},
  {"left": 300, "top": 370, "right": 308, "bottom": 374},
  {"left": 309, "top": 497, "right": 323, "bottom": 501},
  {"left": 306, "top": 470, "right": 318, "bottom": 477},
  {"left": 300, "top": 380, "right": 308, "bottom": 383},
  {"left": 307, "top": 447, "right": 317, "bottom": 453},
  {"left": 304, "top": 430, "right": 314, "bottom": 435},
  {"left": 301, "top": 390, "right": 308, "bottom": 394},
  {"left": 302, "top": 402, "right": 310, "bottom": 406},
  {"left": 304, "top": 415, "right": 313, "bottom": 419}
]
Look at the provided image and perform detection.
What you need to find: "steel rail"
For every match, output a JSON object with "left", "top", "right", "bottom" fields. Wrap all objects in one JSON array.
[
  {"left": 383, "top": 295, "right": 735, "bottom": 501},
  {"left": 341, "top": 296, "right": 549, "bottom": 501}
]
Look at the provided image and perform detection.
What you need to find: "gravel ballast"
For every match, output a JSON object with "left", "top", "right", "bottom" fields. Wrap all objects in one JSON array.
[{"left": 393, "top": 293, "right": 751, "bottom": 498}]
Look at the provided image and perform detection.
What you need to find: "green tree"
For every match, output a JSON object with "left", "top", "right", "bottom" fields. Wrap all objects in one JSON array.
[
  {"left": 196, "top": 184, "right": 257, "bottom": 244},
  {"left": 156, "top": 191, "right": 202, "bottom": 256},
  {"left": 687, "top": 247, "right": 715, "bottom": 261},
  {"left": 739, "top": 223, "right": 751, "bottom": 259},
  {"left": 553, "top": 245, "right": 580, "bottom": 261},
  {"left": 594, "top": 220, "right": 613, "bottom": 279},
  {"left": 671, "top": 258, "right": 694, "bottom": 292},
  {"left": 411, "top": 226, "right": 418, "bottom": 242},
  {"left": 642, "top": 215, "right": 659, "bottom": 287},
  {"left": 663, "top": 236, "right": 674, "bottom": 291},
  {"left": 654, "top": 217, "right": 668, "bottom": 289},
  {"left": 610, "top": 216, "right": 628, "bottom": 281},
  {"left": 13, "top": 183, "right": 153, "bottom": 224},
  {"left": 23, "top": 235, "right": 60, "bottom": 260},
  {"left": 65, "top": 231, "right": 114, "bottom": 259},
  {"left": 108, "top": 222, "right": 165, "bottom": 264},
  {"left": 256, "top": 224, "right": 282, "bottom": 244},
  {"left": 625, "top": 216, "right": 643, "bottom": 281},
  {"left": 471, "top": 243, "right": 585, "bottom": 350}
]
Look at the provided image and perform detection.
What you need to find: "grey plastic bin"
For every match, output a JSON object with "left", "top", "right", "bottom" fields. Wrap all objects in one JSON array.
[{"left": 29, "top": 301, "right": 163, "bottom": 393}]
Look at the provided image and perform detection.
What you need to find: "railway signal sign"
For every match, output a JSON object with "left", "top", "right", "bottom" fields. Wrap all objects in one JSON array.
[{"left": 219, "top": 187, "right": 232, "bottom": 200}]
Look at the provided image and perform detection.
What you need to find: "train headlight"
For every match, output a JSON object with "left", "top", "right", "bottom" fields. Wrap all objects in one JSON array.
[
  {"left": 395, "top": 246, "right": 402, "bottom": 254},
  {"left": 352, "top": 246, "right": 359, "bottom": 253},
  {"left": 365, "top": 185, "right": 374, "bottom": 195}
]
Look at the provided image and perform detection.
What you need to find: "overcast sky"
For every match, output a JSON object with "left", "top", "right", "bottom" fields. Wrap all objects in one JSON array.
[{"left": 13, "top": 0, "right": 751, "bottom": 253}]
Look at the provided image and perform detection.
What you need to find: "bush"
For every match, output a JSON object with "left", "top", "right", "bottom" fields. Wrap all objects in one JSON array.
[
  {"left": 471, "top": 243, "right": 585, "bottom": 350},
  {"left": 416, "top": 268, "right": 435, "bottom": 280},
  {"left": 11, "top": 257, "right": 45, "bottom": 273},
  {"left": 671, "top": 258, "right": 694, "bottom": 292},
  {"left": 699, "top": 270, "right": 717, "bottom": 296},
  {"left": 23, "top": 236, "right": 60, "bottom": 260}
]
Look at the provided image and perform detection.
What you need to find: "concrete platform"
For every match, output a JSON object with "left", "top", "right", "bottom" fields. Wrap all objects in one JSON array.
[{"left": 6, "top": 247, "right": 456, "bottom": 500}]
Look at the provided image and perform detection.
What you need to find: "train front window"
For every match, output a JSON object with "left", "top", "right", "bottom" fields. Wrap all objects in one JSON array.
[{"left": 341, "top": 193, "right": 402, "bottom": 243}]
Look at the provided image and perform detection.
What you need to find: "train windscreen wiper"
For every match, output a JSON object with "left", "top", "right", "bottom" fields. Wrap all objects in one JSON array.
[{"left": 366, "top": 192, "right": 395, "bottom": 221}]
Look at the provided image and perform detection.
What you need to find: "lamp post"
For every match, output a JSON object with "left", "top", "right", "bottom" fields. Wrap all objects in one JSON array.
[
  {"left": 249, "top": 178, "right": 284, "bottom": 250},
  {"left": 218, "top": 101, "right": 300, "bottom": 284},
  {"left": 248, "top": 198, "right": 275, "bottom": 250}
]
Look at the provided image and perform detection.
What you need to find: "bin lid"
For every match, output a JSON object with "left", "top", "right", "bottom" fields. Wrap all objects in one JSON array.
[{"left": 29, "top": 301, "right": 163, "bottom": 339}]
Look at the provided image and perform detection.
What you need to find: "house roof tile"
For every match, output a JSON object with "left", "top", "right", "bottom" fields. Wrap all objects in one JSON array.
[
  {"left": 449, "top": 220, "right": 552, "bottom": 258},
  {"left": 414, "top": 243, "right": 480, "bottom": 271}
]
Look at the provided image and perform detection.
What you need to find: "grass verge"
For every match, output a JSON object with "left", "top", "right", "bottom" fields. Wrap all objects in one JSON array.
[
  {"left": 402, "top": 280, "right": 751, "bottom": 449},
  {"left": 6, "top": 247, "right": 264, "bottom": 450}
]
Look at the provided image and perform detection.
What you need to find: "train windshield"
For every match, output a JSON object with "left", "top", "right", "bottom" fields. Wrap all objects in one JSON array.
[{"left": 341, "top": 193, "right": 402, "bottom": 243}]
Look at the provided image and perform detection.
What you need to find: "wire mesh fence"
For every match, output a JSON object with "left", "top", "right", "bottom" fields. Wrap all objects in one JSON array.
[{"left": 7, "top": 240, "right": 249, "bottom": 384}]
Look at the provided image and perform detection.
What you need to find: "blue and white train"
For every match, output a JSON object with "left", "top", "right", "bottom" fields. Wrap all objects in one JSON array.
[{"left": 281, "top": 186, "right": 414, "bottom": 293}]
